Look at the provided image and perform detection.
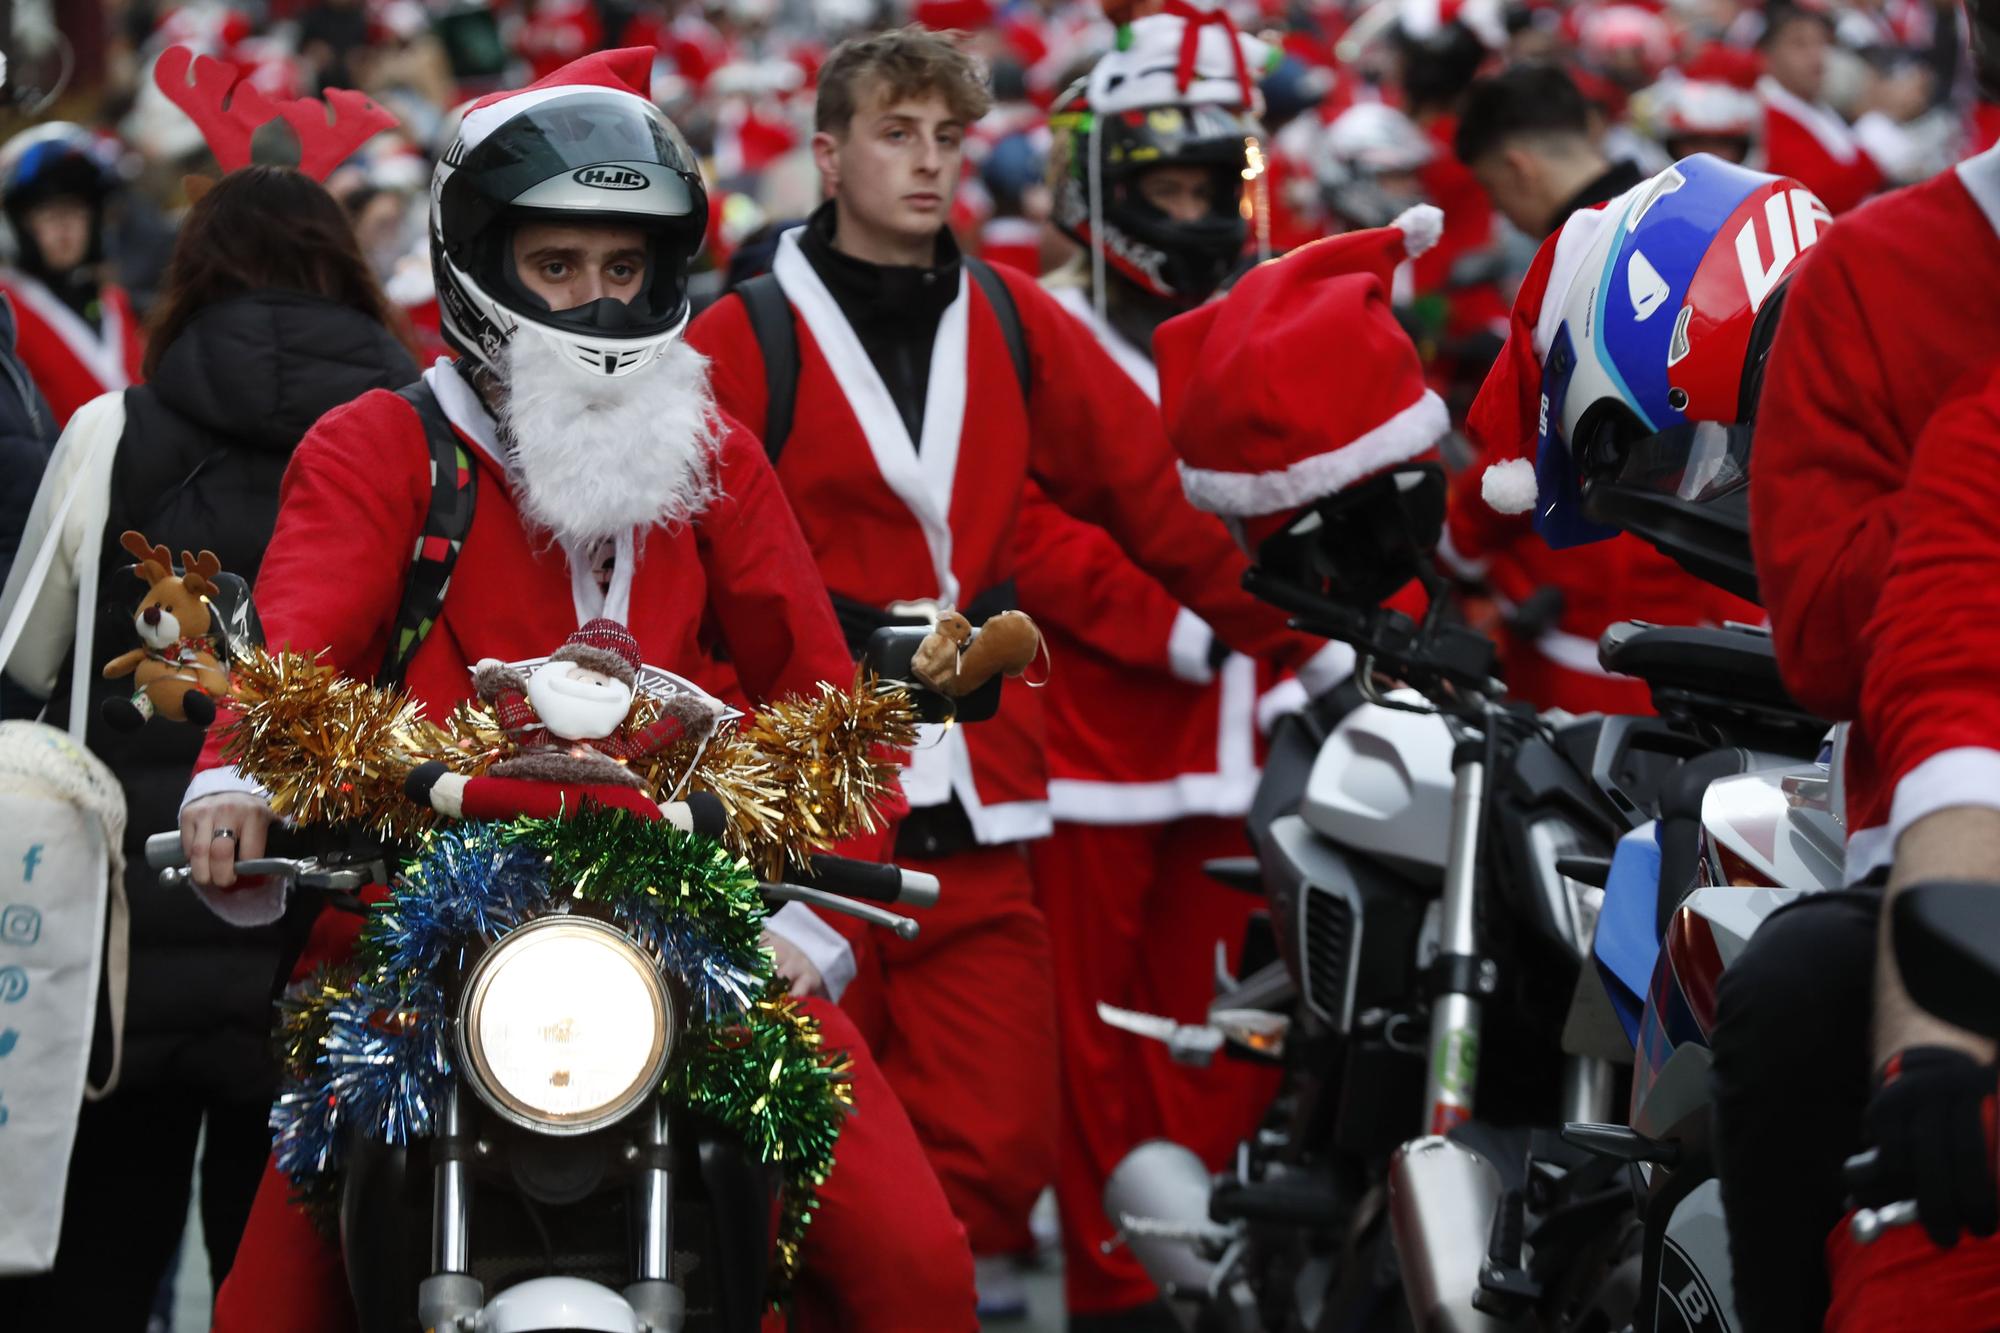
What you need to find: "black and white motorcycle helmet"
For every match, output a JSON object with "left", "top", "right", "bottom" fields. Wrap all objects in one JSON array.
[
  {"left": 431, "top": 49, "right": 709, "bottom": 379},
  {"left": 1048, "top": 10, "right": 1273, "bottom": 306}
]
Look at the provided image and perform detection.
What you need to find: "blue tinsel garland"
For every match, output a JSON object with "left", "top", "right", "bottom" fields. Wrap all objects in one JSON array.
[{"left": 272, "top": 975, "right": 454, "bottom": 1179}]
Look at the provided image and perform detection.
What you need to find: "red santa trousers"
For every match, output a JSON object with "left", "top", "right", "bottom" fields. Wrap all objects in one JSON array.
[
  {"left": 210, "top": 999, "right": 975, "bottom": 1333},
  {"left": 1030, "top": 816, "right": 1281, "bottom": 1314},
  {"left": 858, "top": 843, "right": 1059, "bottom": 1257}
]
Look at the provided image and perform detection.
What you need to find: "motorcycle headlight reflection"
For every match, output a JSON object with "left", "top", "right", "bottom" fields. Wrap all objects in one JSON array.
[{"left": 458, "top": 916, "right": 674, "bottom": 1134}]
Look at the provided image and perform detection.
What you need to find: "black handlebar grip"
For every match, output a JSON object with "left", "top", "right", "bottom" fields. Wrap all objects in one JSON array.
[
  {"left": 799, "top": 854, "right": 906, "bottom": 904},
  {"left": 682, "top": 791, "right": 727, "bottom": 841}
]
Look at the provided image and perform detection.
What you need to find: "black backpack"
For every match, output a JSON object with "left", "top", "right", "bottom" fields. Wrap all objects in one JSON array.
[{"left": 378, "top": 381, "right": 478, "bottom": 685}]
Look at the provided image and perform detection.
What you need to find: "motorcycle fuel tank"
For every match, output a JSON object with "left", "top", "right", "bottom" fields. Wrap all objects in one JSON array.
[{"left": 1300, "top": 691, "right": 1455, "bottom": 882}]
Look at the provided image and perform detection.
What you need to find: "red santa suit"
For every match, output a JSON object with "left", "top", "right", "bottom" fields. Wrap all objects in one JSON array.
[
  {"left": 1752, "top": 143, "right": 2000, "bottom": 878},
  {"left": 1758, "top": 75, "right": 1917, "bottom": 216},
  {"left": 1813, "top": 372, "right": 2000, "bottom": 1333},
  {"left": 0, "top": 269, "right": 142, "bottom": 427},
  {"left": 1014, "top": 281, "right": 1303, "bottom": 1315},
  {"left": 1442, "top": 187, "right": 1762, "bottom": 715},
  {"left": 686, "top": 229, "right": 1339, "bottom": 1257},
  {"left": 186, "top": 359, "right": 977, "bottom": 1332}
]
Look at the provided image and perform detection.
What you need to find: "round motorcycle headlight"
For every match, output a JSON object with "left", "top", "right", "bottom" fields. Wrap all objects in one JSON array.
[{"left": 458, "top": 915, "right": 673, "bottom": 1134}]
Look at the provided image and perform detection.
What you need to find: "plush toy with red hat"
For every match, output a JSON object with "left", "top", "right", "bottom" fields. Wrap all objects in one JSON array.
[
  {"left": 1155, "top": 204, "right": 1450, "bottom": 551},
  {"left": 406, "top": 619, "right": 728, "bottom": 823}
]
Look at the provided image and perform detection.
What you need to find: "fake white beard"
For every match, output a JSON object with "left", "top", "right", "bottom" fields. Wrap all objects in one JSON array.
[
  {"left": 499, "top": 333, "right": 722, "bottom": 547},
  {"left": 526, "top": 663, "right": 634, "bottom": 741}
]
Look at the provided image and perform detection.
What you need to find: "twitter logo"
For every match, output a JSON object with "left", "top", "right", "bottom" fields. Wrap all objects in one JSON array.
[{"left": 0, "top": 1029, "right": 17, "bottom": 1058}]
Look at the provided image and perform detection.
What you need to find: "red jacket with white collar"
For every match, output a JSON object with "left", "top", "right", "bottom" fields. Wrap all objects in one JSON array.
[
  {"left": 1444, "top": 201, "right": 1758, "bottom": 715},
  {"left": 0, "top": 271, "right": 142, "bottom": 428},
  {"left": 192, "top": 362, "right": 851, "bottom": 778},
  {"left": 1752, "top": 146, "right": 2000, "bottom": 875},
  {"left": 1011, "top": 284, "right": 1270, "bottom": 824},
  {"left": 1860, "top": 369, "right": 2000, "bottom": 851},
  {"left": 1759, "top": 77, "right": 1892, "bottom": 216},
  {"left": 687, "top": 233, "right": 1330, "bottom": 844}
]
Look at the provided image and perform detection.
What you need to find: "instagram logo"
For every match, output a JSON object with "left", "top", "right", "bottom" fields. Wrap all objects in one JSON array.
[{"left": 0, "top": 905, "right": 39, "bottom": 946}]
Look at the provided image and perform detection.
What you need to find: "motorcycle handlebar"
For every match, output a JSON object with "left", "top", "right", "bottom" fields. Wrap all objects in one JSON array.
[
  {"left": 795, "top": 854, "right": 941, "bottom": 908},
  {"left": 145, "top": 825, "right": 316, "bottom": 870}
]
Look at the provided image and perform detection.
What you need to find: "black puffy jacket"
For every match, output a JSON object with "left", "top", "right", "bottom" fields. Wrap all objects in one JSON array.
[
  {"left": 0, "top": 294, "right": 59, "bottom": 588},
  {"left": 46, "top": 290, "right": 416, "bottom": 1093}
]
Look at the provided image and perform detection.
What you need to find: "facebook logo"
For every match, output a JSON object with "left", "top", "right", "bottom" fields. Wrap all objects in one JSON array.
[{"left": 20, "top": 845, "right": 40, "bottom": 882}]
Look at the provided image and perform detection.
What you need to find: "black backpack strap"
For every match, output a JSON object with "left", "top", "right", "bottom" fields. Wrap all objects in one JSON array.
[
  {"left": 965, "top": 257, "right": 1031, "bottom": 405},
  {"left": 735, "top": 273, "right": 799, "bottom": 464},
  {"left": 378, "top": 381, "right": 477, "bottom": 684}
]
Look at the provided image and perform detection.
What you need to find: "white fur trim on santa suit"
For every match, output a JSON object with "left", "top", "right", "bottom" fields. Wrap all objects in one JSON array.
[
  {"left": 1955, "top": 141, "right": 2000, "bottom": 238},
  {"left": 1858, "top": 746, "right": 2000, "bottom": 880},
  {"left": 4, "top": 269, "right": 133, "bottom": 394},
  {"left": 772, "top": 228, "right": 966, "bottom": 607},
  {"left": 1048, "top": 650, "right": 1260, "bottom": 822},
  {"left": 1049, "top": 284, "right": 1160, "bottom": 403},
  {"left": 1890, "top": 747, "right": 2000, "bottom": 834},
  {"left": 1435, "top": 521, "right": 1489, "bottom": 580},
  {"left": 1758, "top": 77, "right": 1862, "bottom": 165},
  {"left": 1167, "top": 607, "right": 1219, "bottom": 685},
  {"left": 1177, "top": 389, "right": 1449, "bottom": 517},
  {"left": 1481, "top": 457, "right": 1539, "bottom": 515},
  {"left": 1392, "top": 204, "right": 1445, "bottom": 258}
]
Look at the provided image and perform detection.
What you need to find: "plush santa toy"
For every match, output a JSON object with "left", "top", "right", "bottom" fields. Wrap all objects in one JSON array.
[{"left": 407, "top": 618, "right": 726, "bottom": 823}]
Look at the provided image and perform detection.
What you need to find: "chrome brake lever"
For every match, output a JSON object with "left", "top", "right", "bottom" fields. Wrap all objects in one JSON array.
[
  {"left": 763, "top": 883, "right": 920, "bottom": 940},
  {"left": 158, "top": 859, "right": 370, "bottom": 895}
]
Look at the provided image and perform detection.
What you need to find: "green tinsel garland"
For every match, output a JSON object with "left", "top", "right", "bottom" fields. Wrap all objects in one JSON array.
[
  {"left": 667, "top": 992, "right": 855, "bottom": 1294},
  {"left": 500, "top": 805, "right": 769, "bottom": 962},
  {"left": 273, "top": 811, "right": 852, "bottom": 1302}
]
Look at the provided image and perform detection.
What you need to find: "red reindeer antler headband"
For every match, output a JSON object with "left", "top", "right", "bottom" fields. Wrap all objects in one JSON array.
[{"left": 153, "top": 45, "right": 399, "bottom": 181}]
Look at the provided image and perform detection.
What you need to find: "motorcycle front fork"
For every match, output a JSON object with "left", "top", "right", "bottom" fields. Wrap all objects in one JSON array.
[
  {"left": 415, "top": 1088, "right": 686, "bottom": 1333},
  {"left": 1424, "top": 748, "right": 1489, "bottom": 1136},
  {"left": 1422, "top": 746, "right": 1617, "bottom": 1136}
]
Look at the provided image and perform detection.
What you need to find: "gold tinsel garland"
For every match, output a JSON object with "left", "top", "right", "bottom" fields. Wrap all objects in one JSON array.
[{"left": 217, "top": 647, "right": 919, "bottom": 874}]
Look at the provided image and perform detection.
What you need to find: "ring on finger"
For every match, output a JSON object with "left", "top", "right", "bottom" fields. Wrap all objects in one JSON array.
[{"left": 212, "top": 828, "right": 237, "bottom": 842}]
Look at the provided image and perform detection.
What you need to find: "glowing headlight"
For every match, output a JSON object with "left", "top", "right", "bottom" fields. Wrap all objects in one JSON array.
[{"left": 458, "top": 916, "right": 674, "bottom": 1134}]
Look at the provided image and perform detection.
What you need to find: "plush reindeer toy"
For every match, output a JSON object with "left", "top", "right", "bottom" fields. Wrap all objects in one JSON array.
[{"left": 100, "top": 531, "right": 232, "bottom": 730}]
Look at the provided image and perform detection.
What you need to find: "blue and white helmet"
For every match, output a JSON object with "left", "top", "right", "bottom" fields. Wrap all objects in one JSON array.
[{"left": 1507, "top": 154, "right": 1829, "bottom": 547}]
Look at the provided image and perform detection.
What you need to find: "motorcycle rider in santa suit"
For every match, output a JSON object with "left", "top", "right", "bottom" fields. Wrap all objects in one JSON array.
[
  {"left": 685, "top": 23, "right": 1349, "bottom": 1306},
  {"left": 1007, "top": 16, "right": 1341, "bottom": 1327},
  {"left": 1710, "top": 0, "right": 2000, "bottom": 1324},
  {"left": 174, "top": 49, "right": 978, "bottom": 1331}
]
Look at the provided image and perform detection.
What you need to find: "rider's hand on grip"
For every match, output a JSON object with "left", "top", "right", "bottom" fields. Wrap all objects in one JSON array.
[
  {"left": 179, "top": 791, "right": 277, "bottom": 889},
  {"left": 1864, "top": 1045, "right": 2000, "bottom": 1248}
]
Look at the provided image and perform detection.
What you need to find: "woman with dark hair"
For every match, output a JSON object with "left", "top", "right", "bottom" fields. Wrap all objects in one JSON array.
[{"left": 0, "top": 164, "right": 417, "bottom": 1329}]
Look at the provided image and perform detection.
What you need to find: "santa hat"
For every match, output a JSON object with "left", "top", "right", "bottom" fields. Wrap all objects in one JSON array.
[
  {"left": 1156, "top": 205, "right": 1449, "bottom": 550},
  {"left": 457, "top": 48, "right": 655, "bottom": 151},
  {"left": 551, "top": 618, "right": 643, "bottom": 688}
]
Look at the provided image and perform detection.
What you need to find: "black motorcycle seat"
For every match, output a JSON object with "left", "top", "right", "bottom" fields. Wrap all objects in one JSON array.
[{"left": 1596, "top": 622, "right": 1795, "bottom": 712}]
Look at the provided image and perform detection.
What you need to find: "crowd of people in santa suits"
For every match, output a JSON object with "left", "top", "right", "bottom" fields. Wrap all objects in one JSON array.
[{"left": 7, "top": 0, "right": 2000, "bottom": 1328}]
